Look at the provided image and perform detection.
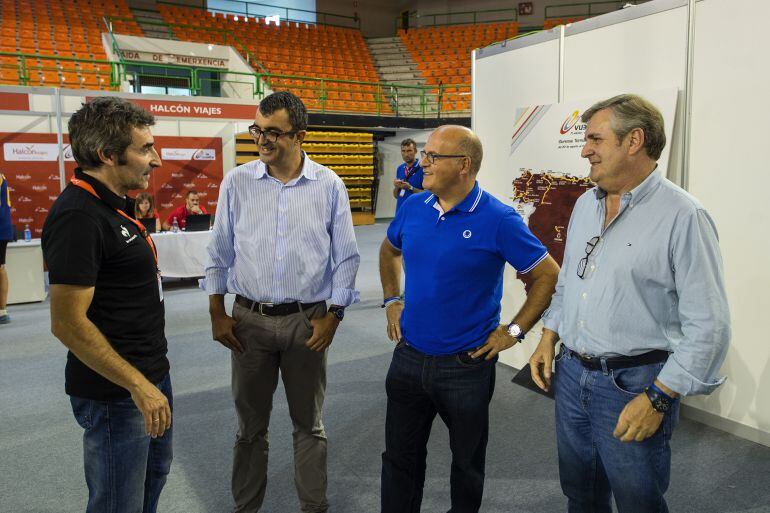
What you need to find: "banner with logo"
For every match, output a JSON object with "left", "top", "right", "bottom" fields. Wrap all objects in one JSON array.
[
  {"left": 0, "top": 133, "right": 222, "bottom": 237},
  {"left": 149, "top": 136, "right": 223, "bottom": 222},
  {"left": 85, "top": 96, "right": 257, "bottom": 120},
  {"left": 0, "top": 133, "right": 76, "bottom": 237},
  {"left": 506, "top": 88, "right": 677, "bottom": 265}
]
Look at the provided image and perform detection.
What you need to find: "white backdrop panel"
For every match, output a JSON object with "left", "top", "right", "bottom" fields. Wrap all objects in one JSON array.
[
  {"left": 563, "top": 1, "right": 688, "bottom": 184},
  {"left": 682, "top": 0, "right": 770, "bottom": 443},
  {"left": 473, "top": 34, "right": 561, "bottom": 367}
]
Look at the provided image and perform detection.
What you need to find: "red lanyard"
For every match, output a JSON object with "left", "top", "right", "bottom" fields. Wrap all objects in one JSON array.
[
  {"left": 69, "top": 177, "right": 159, "bottom": 267},
  {"left": 404, "top": 162, "right": 418, "bottom": 181}
]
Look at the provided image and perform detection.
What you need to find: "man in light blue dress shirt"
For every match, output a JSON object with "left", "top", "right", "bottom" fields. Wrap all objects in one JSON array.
[
  {"left": 203, "top": 92, "right": 360, "bottom": 513},
  {"left": 529, "top": 94, "right": 730, "bottom": 513}
]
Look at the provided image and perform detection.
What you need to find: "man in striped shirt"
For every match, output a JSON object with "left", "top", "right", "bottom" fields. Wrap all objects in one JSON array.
[{"left": 203, "top": 92, "right": 360, "bottom": 513}]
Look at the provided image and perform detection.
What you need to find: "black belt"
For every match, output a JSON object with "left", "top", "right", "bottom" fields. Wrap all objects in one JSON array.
[
  {"left": 567, "top": 348, "right": 669, "bottom": 371},
  {"left": 235, "top": 295, "right": 323, "bottom": 316}
]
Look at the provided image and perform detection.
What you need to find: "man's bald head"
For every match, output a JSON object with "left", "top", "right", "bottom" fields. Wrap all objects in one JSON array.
[{"left": 432, "top": 125, "right": 483, "bottom": 175}]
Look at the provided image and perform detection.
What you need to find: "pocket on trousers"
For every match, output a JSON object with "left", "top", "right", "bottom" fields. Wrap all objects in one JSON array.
[
  {"left": 553, "top": 344, "right": 566, "bottom": 362},
  {"left": 70, "top": 397, "right": 92, "bottom": 429},
  {"left": 610, "top": 362, "right": 664, "bottom": 396},
  {"left": 456, "top": 351, "right": 490, "bottom": 367}
]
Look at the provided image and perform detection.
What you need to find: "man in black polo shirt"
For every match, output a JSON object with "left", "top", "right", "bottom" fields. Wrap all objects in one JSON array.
[{"left": 43, "top": 97, "right": 172, "bottom": 513}]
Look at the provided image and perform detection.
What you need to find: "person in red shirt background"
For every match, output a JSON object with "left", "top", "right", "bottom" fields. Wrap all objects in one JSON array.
[{"left": 162, "top": 189, "right": 207, "bottom": 231}]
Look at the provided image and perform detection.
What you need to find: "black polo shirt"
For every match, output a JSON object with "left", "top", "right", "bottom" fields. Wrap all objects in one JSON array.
[{"left": 42, "top": 168, "right": 168, "bottom": 400}]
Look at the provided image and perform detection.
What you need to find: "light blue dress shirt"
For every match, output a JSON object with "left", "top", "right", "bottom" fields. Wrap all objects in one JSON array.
[
  {"left": 202, "top": 155, "right": 360, "bottom": 307},
  {"left": 542, "top": 168, "right": 730, "bottom": 396}
]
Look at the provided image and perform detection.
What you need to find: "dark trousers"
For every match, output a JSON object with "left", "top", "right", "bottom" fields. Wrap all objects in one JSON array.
[{"left": 381, "top": 341, "right": 496, "bottom": 513}]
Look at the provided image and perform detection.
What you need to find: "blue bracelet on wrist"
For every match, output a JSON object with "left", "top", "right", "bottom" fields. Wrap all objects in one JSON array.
[
  {"left": 382, "top": 296, "right": 402, "bottom": 308},
  {"left": 648, "top": 382, "right": 675, "bottom": 401}
]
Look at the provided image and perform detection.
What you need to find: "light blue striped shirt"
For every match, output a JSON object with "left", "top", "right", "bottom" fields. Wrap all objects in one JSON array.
[
  {"left": 542, "top": 168, "right": 730, "bottom": 396},
  {"left": 202, "top": 155, "right": 360, "bottom": 307}
]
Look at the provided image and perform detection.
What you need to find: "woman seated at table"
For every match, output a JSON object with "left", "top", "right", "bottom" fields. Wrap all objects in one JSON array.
[{"left": 134, "top": 192, "right": 161, "bottom": 233}]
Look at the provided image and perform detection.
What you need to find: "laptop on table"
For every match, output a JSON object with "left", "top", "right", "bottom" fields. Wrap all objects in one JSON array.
[{"left": 185, "top": 214, "right": 211, "bottom": 232}]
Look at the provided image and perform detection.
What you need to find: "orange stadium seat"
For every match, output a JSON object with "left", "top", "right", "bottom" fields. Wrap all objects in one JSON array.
[
  {"left": 156, "top": 4, "right": 389, "bottom": 113},
  {"left": 0, "top": 0, "right": 140, "bottom": 90}
]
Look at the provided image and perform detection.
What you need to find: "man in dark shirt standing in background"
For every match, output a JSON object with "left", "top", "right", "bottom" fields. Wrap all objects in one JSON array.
[{"left": 42, "top": 97, "right": 172, "bottom": 513}]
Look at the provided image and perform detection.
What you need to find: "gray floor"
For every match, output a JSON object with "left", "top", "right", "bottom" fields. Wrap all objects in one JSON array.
[{"left": 2, "top": 221, "right": 769, "bottom": 513}]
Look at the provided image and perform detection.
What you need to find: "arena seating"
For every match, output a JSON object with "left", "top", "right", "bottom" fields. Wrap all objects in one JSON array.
[
  {"left": 543, "top": 17, "right": 586, "bottom": 29},
  {"left": 0, "top": 0, "right": 141, "bottom": 89},
  {"left": 398, "top": 22, "right": 519, "bottom": 112},
  {"left": 158, "top": 4, "right": 387, "bottom": 114}
]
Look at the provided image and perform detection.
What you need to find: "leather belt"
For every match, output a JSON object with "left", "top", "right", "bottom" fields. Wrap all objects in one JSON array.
[
  {"left": 235, "top": 295, "right": 323, "bottom": 316},
  {"left": 567, "top": 348, "right": 669, "bottom": 371}
]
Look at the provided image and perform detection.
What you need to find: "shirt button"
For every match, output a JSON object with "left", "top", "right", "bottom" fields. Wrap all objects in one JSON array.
[
  {"left": 441, "top": 217, "right": 445, "bottom": 221},
  {"left": 578, "top": 320, "right": 585, "bottom": 327},
  {"left": 581, "top": 292, "right": 588, "bottom": 299},
  {"left": 590, "top": 264, "right": 596, "bottom": 271}
]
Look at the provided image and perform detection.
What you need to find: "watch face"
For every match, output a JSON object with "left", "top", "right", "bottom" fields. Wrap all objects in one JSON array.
[
  {"left": 508, "top": 324, "right": 522, "bottom": 338},
  {"left": 654, "top": 398, "right": 670, "bottom": 413},
  {"left": 331, "top": 308, "right": 345, "bottom": 321}
]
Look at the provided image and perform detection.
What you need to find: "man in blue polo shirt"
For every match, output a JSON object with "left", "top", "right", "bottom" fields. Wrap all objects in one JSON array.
[
  {"left": 379, "top": 125, "right": 560, "bottom": 513},
  {"left": 392, "top": 138, "right": 424, "bottom": 211}
]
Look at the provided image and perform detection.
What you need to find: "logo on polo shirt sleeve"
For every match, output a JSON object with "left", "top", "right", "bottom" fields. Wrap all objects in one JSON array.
[{"left": 463, "top": 230, "right": 472, "bottom": 239}]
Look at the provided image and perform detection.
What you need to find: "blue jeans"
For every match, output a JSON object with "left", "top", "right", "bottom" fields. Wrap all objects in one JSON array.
[
  {"left": 381, "top": 341, "right": 496, "bottom": 513},
  {"left": 554, "top": 347, "right": 679, "bottom": 513},
  {"left": 70, "top": 374, "right": 173, "bottom": 513}
]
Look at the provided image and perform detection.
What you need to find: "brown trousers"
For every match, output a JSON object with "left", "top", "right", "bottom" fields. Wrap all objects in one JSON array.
[{"left": 230, "top": 301, "right": 329, "bottom": 513}]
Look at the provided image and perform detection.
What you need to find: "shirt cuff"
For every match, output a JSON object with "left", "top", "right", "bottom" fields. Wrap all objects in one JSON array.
[
  {"left": 202, "top": 270, "right": 228, "bottom": 295},
  {"left": 656, "top": 355, "right": 727, "bottom": 396},
  {"left": 541, "top": 308, "right": 560, "bottom": 334},
  {"left": 331, "top": 287, "right": 360, "bottom": 307}
]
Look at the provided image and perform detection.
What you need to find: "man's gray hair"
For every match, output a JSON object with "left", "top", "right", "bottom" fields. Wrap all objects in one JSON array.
[
  {"left": 68, "top": 97, "right": 155, "bottom": 169},
  {"left": 581, "top": 94, "right": 666, "bottom": 160}
]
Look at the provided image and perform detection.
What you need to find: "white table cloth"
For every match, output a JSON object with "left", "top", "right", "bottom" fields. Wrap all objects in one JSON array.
[{"left": 7, "top": 239, "right": 46, "bottom": 304}]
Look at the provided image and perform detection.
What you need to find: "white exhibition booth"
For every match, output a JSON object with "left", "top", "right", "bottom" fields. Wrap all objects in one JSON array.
[{"left": 473, "top": 0, "right": 769, "bottom": 446}]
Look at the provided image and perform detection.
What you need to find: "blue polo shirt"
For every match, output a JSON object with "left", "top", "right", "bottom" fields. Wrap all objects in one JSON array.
[
  {"left": 395, "top": 161, "right": 424, "bottom": 211},
  {"left": 387, "top": 181, "right": 548, "bottom": 355}
]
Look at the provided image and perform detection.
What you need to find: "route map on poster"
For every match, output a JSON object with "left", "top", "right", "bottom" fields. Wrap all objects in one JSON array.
[{"left": 507, "top": 89, "right": 677, "bottom": 266}]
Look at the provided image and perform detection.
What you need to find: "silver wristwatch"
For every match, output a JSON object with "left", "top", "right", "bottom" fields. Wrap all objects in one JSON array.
[{"left": 507, "top": 322, "right": 525, "bottom": 341}]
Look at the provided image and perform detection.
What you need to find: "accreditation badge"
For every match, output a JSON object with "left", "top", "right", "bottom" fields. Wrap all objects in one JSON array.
[{"left": 157, "top": 271, "right": 164, "bottom": 302}]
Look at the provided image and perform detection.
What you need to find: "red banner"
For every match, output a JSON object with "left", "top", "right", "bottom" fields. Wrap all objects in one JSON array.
[
  {"left": 1, "top": 133, "right": 223, "bottom": 237},
  {"left": 0, "top": 92, "right": 30, "bottom": 111},
  {"left": 0, "top": 133, "right": 76, "bottom": 237},
  {"left": 86, "top": 96, "right": 256, "bottom": 120},
  {"left": 151, "top": 136, "right": 223, "bottom": 222}
]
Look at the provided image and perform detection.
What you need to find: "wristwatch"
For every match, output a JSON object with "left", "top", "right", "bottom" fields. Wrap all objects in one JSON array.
[
  {"left": 328, "top": 305, "right": 345, "bottom": 322},
  {"left": 507, "top": 322, "right": 525, "bottom": 341},
  {"left": 644, "top": 385, "right": 673, "bottom": 413}
]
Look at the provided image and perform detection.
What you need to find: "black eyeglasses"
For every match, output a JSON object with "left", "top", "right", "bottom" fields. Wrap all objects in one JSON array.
[
  {"left": 248, "top": 124, "right": 298, "bottom": 143},
  {"left": 577, "top": 236, "right": 601, "bottom": 279},
  {"left": 419, "top": 150, "right": 468, "bottom": 165}
]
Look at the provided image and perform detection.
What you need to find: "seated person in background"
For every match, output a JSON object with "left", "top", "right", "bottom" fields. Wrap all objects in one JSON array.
[
  {"left": 134, "top": 192, "right": 161, "bottom": 233},
  {"left": 162, "top": 189, "right": 207, "bottom": 231}
]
